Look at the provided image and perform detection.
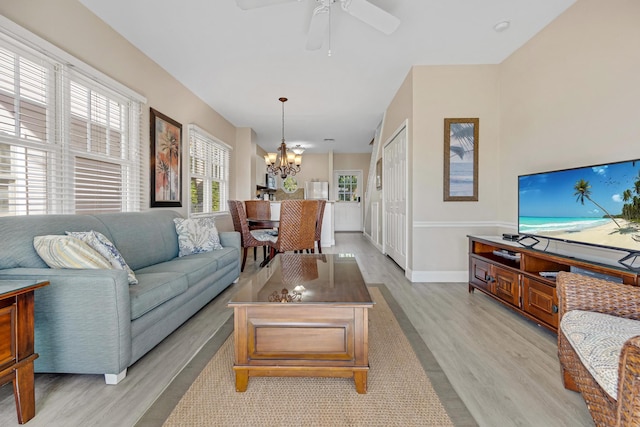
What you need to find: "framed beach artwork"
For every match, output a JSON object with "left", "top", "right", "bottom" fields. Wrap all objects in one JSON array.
[
  {"left": 150, "top": 108, "right": 182, "bottom": 207},
  {"left": 444, "top": 118, "right": 479, "bottom": 201}
]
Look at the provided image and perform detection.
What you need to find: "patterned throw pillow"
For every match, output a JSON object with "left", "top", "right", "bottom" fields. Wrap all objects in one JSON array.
[
  {"left": 66, "top": 230, "right": 139, "bottom": 285},
  {"left": 173, "top": 216, "right": 223, "bottom": 257},
  {"left": 34, "top": 235, "right": 112, "bottom": 269}
]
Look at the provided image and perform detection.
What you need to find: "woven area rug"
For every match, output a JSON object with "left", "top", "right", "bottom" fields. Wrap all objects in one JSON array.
[{"left": 139, "top": 285, "right": 476, "bottom": 427}]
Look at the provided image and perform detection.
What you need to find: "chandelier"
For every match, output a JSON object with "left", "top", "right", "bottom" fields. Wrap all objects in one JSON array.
[{"left": 264, "top": 97, "right": 302, "bottom": 179}]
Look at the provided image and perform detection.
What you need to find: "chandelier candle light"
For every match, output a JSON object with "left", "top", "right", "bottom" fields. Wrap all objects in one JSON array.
[{"left": 265, "top": 97, "right": 302, "bottom": 179}]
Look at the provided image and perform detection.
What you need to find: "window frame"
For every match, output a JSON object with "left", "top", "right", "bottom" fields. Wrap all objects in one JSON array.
[
  {"left": 0, "top": 15, "right": 147, "bottom": 216},
  {"left": 188, "top": 124, "right": 231, "bottom": 217}
]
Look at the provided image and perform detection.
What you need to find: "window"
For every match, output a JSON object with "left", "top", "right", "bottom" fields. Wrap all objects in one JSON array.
[
  {"left": 336, "top": 173, "right": 360, "bottom": 202},
  {"left": 0, "top": 19, "right": 145, "bottom": 216},
  {"left": 188, "top": 124, "right": 230, "bottom": 215}
]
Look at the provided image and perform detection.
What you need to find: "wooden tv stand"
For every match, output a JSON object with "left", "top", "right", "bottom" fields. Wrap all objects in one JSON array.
[{"left": 468, "top": 235, "right": 639, "bottom": 332}]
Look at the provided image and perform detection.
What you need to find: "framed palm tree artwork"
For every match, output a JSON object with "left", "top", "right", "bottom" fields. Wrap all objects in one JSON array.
[
  {"left": 150, "top": 108, "right": 182, "bottom": 207},
  {"left": 444, "top": 118, "right": 479, "bottom": 201}
]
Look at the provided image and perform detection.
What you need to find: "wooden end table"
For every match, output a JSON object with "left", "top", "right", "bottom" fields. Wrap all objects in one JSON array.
[
  {"left": 0, "top": 280, "right": 49, "bottom": 424},
  {"left": 228, "top": 254, "right": 374, "bottom": 393}
]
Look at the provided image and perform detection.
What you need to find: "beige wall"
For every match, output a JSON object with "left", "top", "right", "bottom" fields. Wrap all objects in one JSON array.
[
  {"left": 0, "top": 0, "right": 238, "bottom": 218},
  {"left": 333, "top": 153, "right": 371, "bottom": 189},
  {"left": 380, "top": 0, "right": 640, "bottom": 280},
  {"left": 409, "top": 65, "right": 500, "bottom": 279},
  {"left": 375, "top": 72, "right": 413, "bottom": 249},
  {"left": 499, "top": 0, "right": 640, "bottom": 226},
  {"left": 496, "top": 0, "right": 640, "bottom": 265},
  {"left": 277, "top": 153, "right": 331, "bottom": 188}
]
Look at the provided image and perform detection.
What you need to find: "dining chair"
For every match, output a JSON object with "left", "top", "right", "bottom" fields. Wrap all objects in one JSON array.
[
  {"left": 267, "top": 200, "right": 319, "bottom": 257},
  {"left": 313, "top": 199, "right": 327, "bottom": 253},
  {"left": 244, "top": 200, "right": 271, "bottom": 221},
  {"left": 227, "top": 200, "right": 275, "bottom": 271},
  {"left": 244, "top": 200, "right": 272, "bottom": 260}
]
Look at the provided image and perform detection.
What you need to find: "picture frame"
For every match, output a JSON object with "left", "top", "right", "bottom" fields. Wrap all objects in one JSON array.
[
  {"left": 444, "top": 118, "right": 478, "bottom": 201},
  {"left": 376, "top": 158, "right": 382, "bottom": 190},
  {"left": 150, "top": 108, "right": 182, "bottom": 207}
]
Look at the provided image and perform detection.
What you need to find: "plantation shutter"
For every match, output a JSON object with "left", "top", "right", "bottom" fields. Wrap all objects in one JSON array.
[
  {"left": 0, "top": 42, "right": 55, "bottom": 215},
  {"left": 188, "top": 124, "right": 231, "bottom": 215},
  {"left": 0, "top": 20, "right": 146, "bottom": 216}
]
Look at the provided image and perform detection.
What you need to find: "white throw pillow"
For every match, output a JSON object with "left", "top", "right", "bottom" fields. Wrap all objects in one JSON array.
[
  {"left": 66, "top": 230, "right": 138, "bottom": 285},
  {"left": 34, "top": 235, "right": 112, "bottom": 269},
  {"left": 173, "top": 217, "right": 223, "bottom": 257}
]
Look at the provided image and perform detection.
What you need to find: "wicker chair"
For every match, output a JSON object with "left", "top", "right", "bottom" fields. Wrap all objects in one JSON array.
[
  {"left": 244, "top": 200, "right": 271, "bottom": 260},
  {"left": 227, "top": 200, "right": 275, "bottom": 271},
  {"left": 313, "top": 199, "right": 327, "bottom": 253},
  {"left": 557, "top": 271, "right": 640, "bottom": 426},
  {"left": 267, "top": 200, "right": 318, "bottom": 257},
  {"left": 244, "top": 200, "right": 271, "bottom": 221}
]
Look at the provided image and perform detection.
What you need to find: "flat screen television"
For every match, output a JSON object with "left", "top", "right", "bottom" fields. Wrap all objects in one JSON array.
[{"left": 518, "top": 158, "right": 640, "bottom": 256}]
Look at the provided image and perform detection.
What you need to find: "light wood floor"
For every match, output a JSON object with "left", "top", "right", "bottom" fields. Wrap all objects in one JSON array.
[{"left": 0, "top": 232, "right": 593, "bottom": 426}]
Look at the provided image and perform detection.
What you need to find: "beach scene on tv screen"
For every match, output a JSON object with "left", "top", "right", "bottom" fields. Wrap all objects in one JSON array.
[{"left": 519, "top": 159, "right": 640, "bottom": 252}]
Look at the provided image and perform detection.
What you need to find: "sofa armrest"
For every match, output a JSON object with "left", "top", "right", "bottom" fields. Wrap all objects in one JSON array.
[
  {"left": 557, "top": 272, "right": 640, "bottom": 320},
  {"left": 0, "top": 268, "right": 132, "bottom": 376},
  {"left": 220, "top": 231, "right": 240, "bottom": 249},
  {"left": 617, "top": 336, "right": 640, "bottom": 425}
]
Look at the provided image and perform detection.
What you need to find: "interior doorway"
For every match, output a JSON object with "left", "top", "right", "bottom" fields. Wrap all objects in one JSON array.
[
  {"left": 333, "top": 170, "right": 363, "bottom": 231},
  {"left": 383, "top": 125, "right": 407, "bottom": 269}
]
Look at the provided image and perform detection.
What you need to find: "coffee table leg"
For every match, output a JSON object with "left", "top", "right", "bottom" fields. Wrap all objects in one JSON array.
[
  {"left": 13, "top": 362, "right": 36, "bottom": 424},
  {"left": 354, "top": 371, "right": 367, "bottom": 394},
  {"left": 235, "top": 370, "right": 249, "bottom": 392}
]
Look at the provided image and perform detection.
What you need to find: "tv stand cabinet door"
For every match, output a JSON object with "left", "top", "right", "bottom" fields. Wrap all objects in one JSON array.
[
  {"left": 469, "top": 257, "right": 494, "bottom": 294},
  {"left": 522, "top": 277, "right": 558, "bottom": 329},
  {"left": 493, "top": 266, "right": 520, "bottom": 307}
]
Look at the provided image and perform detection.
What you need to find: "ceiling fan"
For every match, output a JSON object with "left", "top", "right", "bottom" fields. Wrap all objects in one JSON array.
[{"left": 235, "top": 0, "right": 400, "bottom": 51}]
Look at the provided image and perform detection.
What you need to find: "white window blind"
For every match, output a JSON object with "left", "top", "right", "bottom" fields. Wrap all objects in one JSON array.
[
  {"left": 188, "top": 124, "right": 231, "bottom": 215},
  {"left": 0, "top": 23, "right": 145, "bottom": 216}
]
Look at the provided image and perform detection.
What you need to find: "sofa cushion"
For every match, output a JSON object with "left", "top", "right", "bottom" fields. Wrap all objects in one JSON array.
[
  {"left": 0, "top": 214, "right": 111, "bottom": 269},
  {"left": 66, "top": 230, "right": 138, "bottom": 285},
  {"left": 561, "top": 310, "right": 640, "bottom": 399},
  {"left": 173, "top": 216, "right": 223, "bottom": 257},
  {"left": 135, "top": 248, "right": 235, "bottom": 287},
  {"left": 33, "top": 235, "right": 112, "bottom": 269},
  {"left": 92, "top": 211, "right": 182, "bottom": 271},
  {"left": 129, "top": 272, "right": 188, "bottom": 320},
  {"left": 213, "top": 247, "right": 240, "bottom": 269}
]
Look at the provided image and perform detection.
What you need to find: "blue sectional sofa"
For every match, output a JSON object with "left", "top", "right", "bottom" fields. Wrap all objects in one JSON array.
[{"left": 0, "top": 210, "right": 240, "bottom": 384}]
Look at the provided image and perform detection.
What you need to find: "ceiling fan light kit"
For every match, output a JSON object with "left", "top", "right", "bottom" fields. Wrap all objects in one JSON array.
[{"left": 237, "top": 0, "right": 400, "bottom": 51}]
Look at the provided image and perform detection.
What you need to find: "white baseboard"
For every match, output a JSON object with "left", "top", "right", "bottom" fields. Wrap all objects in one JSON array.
[{"left": 363, "top": 231, "right": 383, "bottom": 251}]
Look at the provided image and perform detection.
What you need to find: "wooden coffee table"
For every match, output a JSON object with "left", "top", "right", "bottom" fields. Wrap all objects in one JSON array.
[{"left": 228, "top": 253, "right": 374, "bottom": 393}]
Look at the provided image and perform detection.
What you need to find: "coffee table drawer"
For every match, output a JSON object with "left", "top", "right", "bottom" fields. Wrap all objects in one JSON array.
[{"left": 247, "top": 306, "right": 354, "bottom": 361}]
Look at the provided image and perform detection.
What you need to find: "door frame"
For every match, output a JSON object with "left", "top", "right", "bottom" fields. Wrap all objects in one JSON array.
[
  {"left": 381, "top": 120, "right": 409, "bottom": 269},
  {"left": 333, "top": 169, "right": 364, "bottom": 231}
]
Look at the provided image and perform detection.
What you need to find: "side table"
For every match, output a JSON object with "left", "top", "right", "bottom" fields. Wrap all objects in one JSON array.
[{"left": 0, "top": 280, "right": 49, "bottom": 424}]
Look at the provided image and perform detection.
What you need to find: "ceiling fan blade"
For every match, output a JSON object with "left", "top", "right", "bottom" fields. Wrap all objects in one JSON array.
[
  {"left": 306, "top": 5, "right": 330, "bottom": 50},
  {"left": 236, "top": 0, "right": 298, "bottom": 10},
  {"left": 341, "top": 0, "right": 400, "bottom": 35}
]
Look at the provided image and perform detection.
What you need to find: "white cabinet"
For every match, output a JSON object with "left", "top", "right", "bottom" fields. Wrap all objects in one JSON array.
[{"left": 334, "top": 201, "right": 362, "bottom": 231}]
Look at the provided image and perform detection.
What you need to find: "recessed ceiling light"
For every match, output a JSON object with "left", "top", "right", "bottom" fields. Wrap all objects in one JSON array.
[{"left": 493, "top": 20, "right": 510, "bottom": 33}]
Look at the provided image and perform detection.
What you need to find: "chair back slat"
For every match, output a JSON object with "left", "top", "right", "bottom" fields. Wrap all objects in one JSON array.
[{"left": 245, "top": 200, "right": 271, "bottom": 220}]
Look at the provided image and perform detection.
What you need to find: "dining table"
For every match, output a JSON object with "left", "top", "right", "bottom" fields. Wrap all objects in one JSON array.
[{"left": 247, "top": 218, "right": 279, "bottom": 230}]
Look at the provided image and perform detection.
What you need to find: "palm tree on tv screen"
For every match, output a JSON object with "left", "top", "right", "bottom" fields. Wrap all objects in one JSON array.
[{"left": 573, "top": 179, "right": 622, "bottom": 228}]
